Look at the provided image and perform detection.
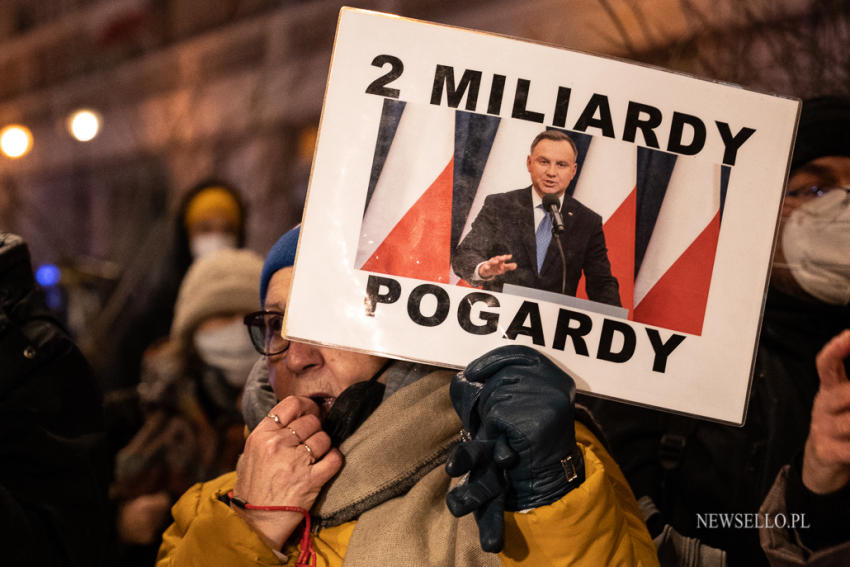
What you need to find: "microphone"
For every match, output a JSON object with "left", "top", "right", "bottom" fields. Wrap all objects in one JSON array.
[
  {"left": 542, "top": 194, "right": 568, "bottom": 293},
  {"left": 542, "top": 195, "right": 565, "bottom": 233}
]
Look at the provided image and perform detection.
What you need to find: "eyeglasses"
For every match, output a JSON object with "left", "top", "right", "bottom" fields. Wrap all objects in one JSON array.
[
  {"left": 785, "top": 185, "right": 850, "bottom": 201},
  {"left": 243, "top": 310, "right": 289, "bottom": 356}
]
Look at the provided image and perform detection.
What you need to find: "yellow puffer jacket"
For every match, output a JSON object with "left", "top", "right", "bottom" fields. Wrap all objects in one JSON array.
[
  {"left": 157, "top": 424, "right": 657, "bottom": 566},
  {"left": 157, "top": 370, "right": 658, "bottom": 567}
]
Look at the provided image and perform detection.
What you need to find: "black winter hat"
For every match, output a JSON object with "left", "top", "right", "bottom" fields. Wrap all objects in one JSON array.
[{"left": 792, "top": 96, "right": 850, "bottom": 170}]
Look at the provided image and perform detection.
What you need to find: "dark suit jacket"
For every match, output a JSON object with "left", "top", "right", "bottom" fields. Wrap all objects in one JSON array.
[{"left": 452, "top": 187, "right": 621, "bottom": 306}]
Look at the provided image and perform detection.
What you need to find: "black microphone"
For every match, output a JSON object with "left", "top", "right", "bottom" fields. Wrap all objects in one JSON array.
[
  {"left": 542, "top": 194, "right": 568, "bottom": 293},
  {"left": 542, "top": 194, "right": 565, "bottom": 233}
]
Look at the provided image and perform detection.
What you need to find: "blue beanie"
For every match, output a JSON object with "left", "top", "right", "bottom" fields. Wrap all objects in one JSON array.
[{"left": 260, "top": 225, "right": 300, "bottom": 305}]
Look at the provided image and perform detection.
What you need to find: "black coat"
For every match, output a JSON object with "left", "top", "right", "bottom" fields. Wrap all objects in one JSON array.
[
  {"left": 581, "top": 290, "right": 850, "bottom": 565},
  {"left": 452, "top": 187, "right": 620, "bottom": 306},
  {"left": 0, "top": 234, "right": 109, "bottom": 567}
]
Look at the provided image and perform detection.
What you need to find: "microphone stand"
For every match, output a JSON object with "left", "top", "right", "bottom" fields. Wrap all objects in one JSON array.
[
  {"left": 552, "top": 224, "right": 567, "bottom": 295},
  {"left": 542, "top": 195, "right": 567, "bottom": 295}
]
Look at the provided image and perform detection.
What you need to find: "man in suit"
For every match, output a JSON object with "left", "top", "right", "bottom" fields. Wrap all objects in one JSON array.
[{"left": 453, "top": 129, "right": 621, "bottom": 306}]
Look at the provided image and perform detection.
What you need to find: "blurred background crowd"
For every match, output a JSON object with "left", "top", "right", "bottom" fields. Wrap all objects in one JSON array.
[{"left": 4, "top": 0, "right": 850, "bottom": 360}]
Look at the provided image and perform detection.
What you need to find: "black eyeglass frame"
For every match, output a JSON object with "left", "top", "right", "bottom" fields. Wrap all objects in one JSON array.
[{"left": 243, "top": 310, "right": 290, "bottom": 356}]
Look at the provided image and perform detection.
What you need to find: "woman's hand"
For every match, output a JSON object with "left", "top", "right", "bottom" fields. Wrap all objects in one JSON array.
[
  {"left": 117, "top": 492, "right": 172, "bottom": 545},
  {"left": 231, "top": 395, "right": 342, "bottom": 549}
]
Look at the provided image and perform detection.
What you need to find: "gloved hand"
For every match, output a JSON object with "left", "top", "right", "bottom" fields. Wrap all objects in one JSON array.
[
  {"left": 445, "top": 345, "right": 585, "bottom": 552},
  {"left": 445, "top": 435, "right": 509, "bottom": 552}
]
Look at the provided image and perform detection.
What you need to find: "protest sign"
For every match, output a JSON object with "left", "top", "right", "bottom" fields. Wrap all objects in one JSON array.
[{"left": 285, "top": 7, "right": 800, "bottom": 424}]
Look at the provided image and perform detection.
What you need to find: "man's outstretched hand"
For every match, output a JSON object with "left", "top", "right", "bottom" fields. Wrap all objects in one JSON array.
[{"left": 478, "top": 254, "right": 517, "bottom": 279}]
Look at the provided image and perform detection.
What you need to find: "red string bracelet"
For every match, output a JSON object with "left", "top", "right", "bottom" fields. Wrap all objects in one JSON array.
[{"left": 222, "top": 490, "right": 316, "bottom": 567}]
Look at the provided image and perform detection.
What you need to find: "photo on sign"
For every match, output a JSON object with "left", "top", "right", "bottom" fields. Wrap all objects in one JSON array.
[{"left": 355, "top": 99, "right": 729, "bottom": 336}]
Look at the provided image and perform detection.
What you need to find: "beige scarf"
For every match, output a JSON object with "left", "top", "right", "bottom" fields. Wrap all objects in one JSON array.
[{"left": 312, "top": 369, "right": 500, "bottom": 567}]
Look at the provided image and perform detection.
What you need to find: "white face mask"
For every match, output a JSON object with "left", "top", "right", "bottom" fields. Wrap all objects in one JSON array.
[
  {"left": 781, "top": 189, "right": 850, "bottom": 305},
  {"left": 193, "top": 319, "right": 258, "bottom": 387},
  {"left": 190, "top": 232, "right": 237, "bottom": 260}
]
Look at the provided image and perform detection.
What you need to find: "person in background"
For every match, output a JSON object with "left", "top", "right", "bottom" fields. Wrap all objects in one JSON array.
[
  {"left": 98, "top": 179, "right": 249, "bottom": 531},
  {"left": 0, "top": 233, "right": 109, "bottom": 567},
  {"left": 581, "top": 96, "right": 850, "bottom": 566},
  {"left": 110, "top": 248, "right": 263, "bottom": 567},
  {"left": 155, "top": 226, "right": 659, "bottom": 567},
  {"left": 760, "top": 329, "right": 850, "bottom": 565},
  {"left": 102, "top": 178, "right": 248, "bottom": 396}
]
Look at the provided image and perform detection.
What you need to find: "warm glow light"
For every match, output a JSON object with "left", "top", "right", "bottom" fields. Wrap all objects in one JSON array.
[
  {"left": 0, "top": 124, "right": 33, "bottom": 158},
  {"left": 68, "top": 109, "right": 101, "bottom": 142}
]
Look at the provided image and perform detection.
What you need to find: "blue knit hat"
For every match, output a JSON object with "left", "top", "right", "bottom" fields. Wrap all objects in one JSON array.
[{"left": 260, "top": 225, "right": 300, "bottom": 305}]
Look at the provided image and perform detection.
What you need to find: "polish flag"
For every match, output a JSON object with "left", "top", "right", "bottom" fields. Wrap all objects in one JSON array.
[
  {"left": 633, "top": 158, "right": 724, "bottom": 335},
  {"left": 572, "top": 137, "right": 637, "bottom": 315},
  {"left": 458, "top": 119, "right": 545, "bottom": 243},
  {"left": 452, "top": 119, "right": 541, "bottom": 284},
  {"left": 356, "top": 105, "right": 455, "bottom": 283}
]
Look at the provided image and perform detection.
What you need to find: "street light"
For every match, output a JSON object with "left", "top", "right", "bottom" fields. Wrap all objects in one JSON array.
[
  {"left": 0, "top": 124, "right": 33, "bottom": 158},
  {"left": 67, "top": 109, "right": 101, "bottom": 142}
]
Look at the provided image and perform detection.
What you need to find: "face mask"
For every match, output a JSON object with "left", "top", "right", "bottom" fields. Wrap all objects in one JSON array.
[
  {"left": 781, "top": 189, "right": 850, "bottom": 305},
  {"left": 190, "top": 232, "right": 237, "bottom": 260},
  {"left": 193, "top": 319, "right": 258, "bottom": 387},
  {"left": 323, "top": 360, "right": 392, "bottom": 446}
]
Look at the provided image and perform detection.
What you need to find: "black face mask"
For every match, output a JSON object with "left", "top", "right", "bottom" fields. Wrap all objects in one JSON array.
[{"left": 323, "top": 360, "right": 391, "bottom": 447}]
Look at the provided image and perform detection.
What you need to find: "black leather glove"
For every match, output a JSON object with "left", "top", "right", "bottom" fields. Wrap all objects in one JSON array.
[
  {"left": 445, "top": 435, "right": 509, "bottom": 552},
  {"left": 445, "top": 345, "right": 585, "bottom": 552}
]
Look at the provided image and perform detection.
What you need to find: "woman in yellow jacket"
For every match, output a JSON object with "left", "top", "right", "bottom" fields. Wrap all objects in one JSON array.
[{"left": 156, "top": 226, "right": 659, "bottom": 567}]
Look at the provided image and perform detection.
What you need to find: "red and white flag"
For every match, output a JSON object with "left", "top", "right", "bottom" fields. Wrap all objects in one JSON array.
[
  {"left": 572, "top": 137, "right": 637, "bottom": 314},
  {"left": 453, "top": 119, "right": 543, "bottom": 283},
  {"left": 458, "top": 120, "right": 544, "bottom": 241},
  {"left": 633, "top": 158, "right": 724, "bottom": 335},
  {"left": 356, "top": 104, "right": 455, "bottom": 283}
]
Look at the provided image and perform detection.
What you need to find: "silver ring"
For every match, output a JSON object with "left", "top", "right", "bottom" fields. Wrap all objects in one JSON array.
[
  {"left": 267, "top": 413, "right": 282, "bottom": 427},
  {"left": 302, "top": 442, "right": 315, "bottom": 464},
  {"left": 287, "top": 427, "right": 303, "bottom": 443}
]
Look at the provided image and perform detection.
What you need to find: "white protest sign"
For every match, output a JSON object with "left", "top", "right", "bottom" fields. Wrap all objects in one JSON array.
[{"left": 286, "top": 8, "right": 800, "bottom": 424}]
